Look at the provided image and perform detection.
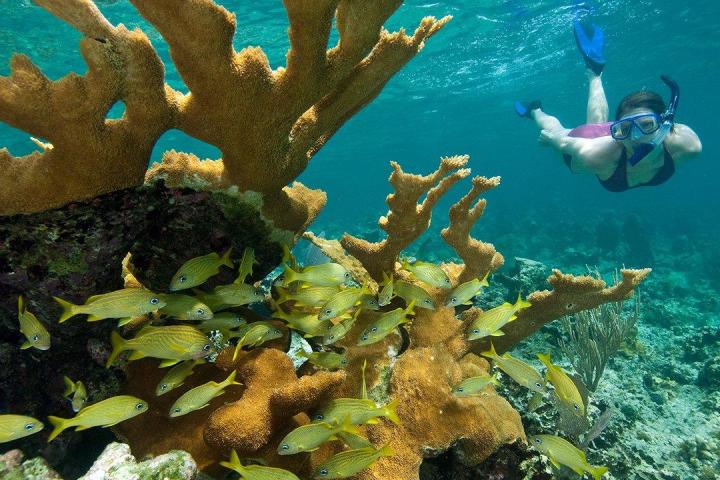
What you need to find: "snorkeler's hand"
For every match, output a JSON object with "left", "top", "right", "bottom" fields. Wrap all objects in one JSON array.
[{"left": 538, "top": 129, "right": 558, "bottom": 146}]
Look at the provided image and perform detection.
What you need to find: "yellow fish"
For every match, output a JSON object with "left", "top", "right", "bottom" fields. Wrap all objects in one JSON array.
[
  {"left": 451, "top": 373, "right": 500, "bottom": 397},
  {"left": 272, "top": 309, "right": 333, "bottom": 337},
  {"left": 156, "top": 359, "right": 203, "bottom": 396},
  {"left": 357, "top": 301, "right": 415, "bottom": 346},
  {"left": 299, "top": 350, "right": 348, "bottom": 370},
  {"left": 278, "top": 417, "right": 358, "bottom": 455},
  {"left": 169, "top": 248, "right": 233, "bottom": 291},
  {"left": 63, "top": 376, "right": 88, "bottom": 413},
  {"left": 466, "top": 293, "right": 531, "bottom": 340},
  {"left": 221, "top": 449, "right": 300, "bottom": 480},
  {"left": 234, "top": 247, "right": 256, "bottom": 284},
  {"left": 445, "top": 273, "right": 489, "bottom": 307},
  {"left": 55, "top": 289, "right": 166, "bottom": 323},
  {"left": 197, "top": 312, "right": 247, "bottom": 333},
  {"left": 283, "top": 263, "right": 352, "bottom": 287},
  {"left": 106, "top": 325, "right": 213, "bottom": 368},
  {"left": 358, "top": 295, "right": 379, "bottom": 311},
  {"left": 18, "top": 296, "right": 50, "bottom": 350},
  {"left": 47, "top": 395, "right": 148, "bottom": 441},
  {"left": 318, "top": 284, "right": 370, "bottom": 321},
  {"left": 314, "top": 444, "right": 394, "bottom": 478},
  {"left": 393, "top": 281, "right": 435, "bottom": 310},
  {"left": 377, "top": 272, "right": 394, "bottom": 306},
  {"left": 169, "top": 370, "right": 242, "bottom": 417},
  {"left": 322, "top": 311, "right": 359, "bottom": 346},
  {"left": 158, "top": 294, "right": 213, "bottom": 320},
  {"left": 401, "top": 258, "right": 451, "bottom": 289},
  {"left": 529, "top": 434, "right": 608, "bottom": 479},
  {"left": 537, "top": 353, "right": 585, "bottom": 417},
  {"left": 312, "top": 398, "right": 400, "bottom": 426},
  {"left": 481, "top": 343, "right": 546, "bottom": 394},
  {"left": 276, "top": 285, "right": 340, "bottom": 307},
  {"left": 232, "top": 322, "right": 283, "bottom": 360},
  {"left": 196, "top": 283, "right": 264, "bottom": 311},
  {"left": 0, "top": 415, "right": 43, "bottom": 443}
]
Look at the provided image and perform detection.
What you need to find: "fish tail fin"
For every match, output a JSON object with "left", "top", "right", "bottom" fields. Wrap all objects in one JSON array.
[
  {"left": 106, "top": 331, "right": 126, "bottom": 368},
  {"left": 223, "top": 369, "right": 242, "bottom": 387},
  {"left": 339, "top": 415, "right": 361, "bottom": 436},
  {"left": 589, "top": 465, "right": 609, "bottom": 480},
  {"left": 379, "top": 444, "right": 395, "bottom": 457},
  {"left": 481, "top": 341, "right": 499, "bottom": 360},
  {"left": 479, "top": 271, "right": 490, "bottom": 287},
  {"left": 384, "top": 399, "right": 401, "bottom": 425},
  {"left": 275, "top": 287, "right": 290, "bottom": 305},
  {"left": 54, "top": 296, "right": 78, "bottom": 324},
  {"left": 490, "top": 372, "right": 501, "bottom": 386},
  {"left": 47, "top": 415, "right": 70, "bottom": 442},
  {"left": 381, "top": 272, "right": 392, "bottom": 286},
  {"left": 18, "top": 295, "right": 25, "bottom": 313},
  {"left": 536, "top": 352, "right": 552, "bottom": 367},
  {"left": 515, "top": 292, "right": 531, "bottom": 309},
  {"left": 219, "top": 449, "right": 245, "bottom": 473},
  {"left": 405, "top": 300, "right": 416, "bottom": 317},
  {"left": 283, "top": 265, "right": 301, "bottom": 284},
  {"left": 63, "top": 376, "right": 76, "bottom": 397},
  {"left": 220, "top": 247, "right": 234, "bottom": 268}
]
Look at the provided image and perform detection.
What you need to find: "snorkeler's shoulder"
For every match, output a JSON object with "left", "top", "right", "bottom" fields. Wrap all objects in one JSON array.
[{"left": 665, "top": 123, "right": 702, "bottom": 164}]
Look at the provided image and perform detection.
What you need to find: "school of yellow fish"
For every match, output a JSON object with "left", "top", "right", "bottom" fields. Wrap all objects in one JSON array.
[{"left": 2, "top": 246, "right": 609, "bottom": 479}]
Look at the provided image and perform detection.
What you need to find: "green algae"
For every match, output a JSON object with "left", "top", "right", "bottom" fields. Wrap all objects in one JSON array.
[{"left": 47, "top": 249, "right": 89, "bottom": 277}]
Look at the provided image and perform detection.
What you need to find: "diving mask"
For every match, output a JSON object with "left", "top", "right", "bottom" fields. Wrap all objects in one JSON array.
[{"left": 610, "top": 113, "right": 662, "bottom": 140}]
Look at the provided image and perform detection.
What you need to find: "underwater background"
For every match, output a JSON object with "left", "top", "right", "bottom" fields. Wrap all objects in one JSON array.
[{"left": 1, "top": 0, "right": 719, "bottom": 479}]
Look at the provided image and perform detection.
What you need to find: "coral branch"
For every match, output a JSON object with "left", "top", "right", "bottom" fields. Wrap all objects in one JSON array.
[
  {"left": 441, "top": 175, "right": 504, "bottom": 283},
  {"left": 472, "top": 268, "right": 651, "bottom": 353},
  {"left": 341, "top": 156, "right": 470, "bottom": 280}
]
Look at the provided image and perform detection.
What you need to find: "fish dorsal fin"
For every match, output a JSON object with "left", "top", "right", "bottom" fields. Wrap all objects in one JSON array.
[{"left": 128, "top": 351, "right": 147, "bottom": 361}]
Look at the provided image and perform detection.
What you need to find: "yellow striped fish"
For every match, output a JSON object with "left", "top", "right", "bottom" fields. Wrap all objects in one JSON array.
[
  {"left": 481, "top": 343, "right": 546, "bottom": 394},
  {"left": 529, "top": 434, "right": 608, "bottom": 479},
  {"left": 318, "top": 284, "right": 370, "bottom": 321},
  {"left": 322, "top": 311, "right": 359, "bottom": 346},
  {"left": 156, "top": 359, "right": 203, "bottom": 396},
  {"left": 466, "top": 293, "right": 531, "bottom": 340},
  {"left": 400, "top": 258, "right": 451, "bottom": 289},
  {"left": 0, "top": 415, "right": 44, "bottom": 443},
  {"left": 197, "top": 313, "right": 246, "bottom": 333},
  {"left": 445, "top": 273, "right": 490, "bottom": 307},
  {"left": 283, "top": 263, "right": 351, "bottom": 287},
  {"left": 63, "top": 376, "right": 88, "bottom": 412},
  {"left": 158, "top": 294, "right": 213, "bottom": 320},
  {"left": 169, "top": 370, "right": 242, "bottom": 417},
  {"left": 314, "top": 444, "right": 394, "bottom": 478},
  {"left": 47, "top": 395, "right": 148, "bottom": 441},
  {"left": 232, "top": 322, "right": 283, "bottom": 360},
  {"left": 276, "top": 285, "right": 340, "bottom": 307},
  {"left": 312, "top": 398, "right": 400, "bottom": 426},
  {"left": 54, "top": 289, "right": 165, "bottom": 323},
  {"left": 234, "top": 247, "right": 256, "bottom": 284},
  {"left": 393, "top": 281, "right": 435, "bottom": 310},
  {"left": 18, "top": 296, "right": 50, "bottom": 350},
  {"left": 537, "top": 353, "right": 585, "bottom": 417},
  {"left": 221, "top": 449, "right": 300, "bottom": 480},
  {"left": 298, "top": 350, "right": 348, "bottom": 370},
  {"left": 106, "top": 325, "right": 213, "bottom": 368},
  {"left": 357, "top": 301, "right": 415, "bottom": 346},
  {"left": 278, "top": 417, "right": 359, "bottom": 455},
  {"left": 196, "top": 283, "right": 264, "bottom": 311},
  {"left": 170, "top": 248, "right": 234, "bottom": 291},
  {"left": 378, "top": 272, "right": 395, "bottom": 306},
  {"left": 451, "top": 373, "right": 500, "bottom": 397}
]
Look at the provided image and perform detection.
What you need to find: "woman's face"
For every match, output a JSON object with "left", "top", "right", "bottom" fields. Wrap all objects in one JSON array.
[{"left": 618, "top": 107, "right": 658, "bottom": 145}]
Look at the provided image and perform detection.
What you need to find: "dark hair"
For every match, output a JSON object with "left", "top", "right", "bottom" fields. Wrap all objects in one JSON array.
[{"left": 615, "top": 91, "right": 666, "bottom": 120}]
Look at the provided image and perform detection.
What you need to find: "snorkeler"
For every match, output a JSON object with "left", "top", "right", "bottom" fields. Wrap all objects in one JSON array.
[{"left": 514, "top": 19, "right": 702, "bottom": 192}]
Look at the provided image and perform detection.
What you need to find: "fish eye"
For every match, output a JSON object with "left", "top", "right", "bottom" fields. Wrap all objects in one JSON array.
[
  {"left": 457, "top": 387, "right": 464, "bottom": 392},
  {"left": 574, "top": 404, "right": 580, "bottom": 411},
  {"left": 196, "top": 308, "right": 204, "bottom": 315},
  {"left": 160, "top": 384, "right": 167, "bottom": 391},
  {"left": 535, "top": 382, "right": 542, "bottom": 388},
  {"left": 136, "top": 402, "right": 145, "bottom": 410},
  {"left": 328, "top": 335, "right": 335, "bottom": 340},
  {"left": 31, "top": 334, "right": 39, "bottom": 341},
  {"left": 451, "top": 297, "right": 457, "bottom": 304},
  {"left": 281, "top": 444, "right": 289, "bottom": 450},
  {"left": 371, "top": 327, "right": 378, "bottom": 332},
  {"left": 203, "top": 344, "right": 211, "bottom": 351},
  {"left": 313, "top": 414, "right": 324, "bottom": 420},
  {"left": 274, "top": 329, "right": 281, "bottom": 334},
  {"left": 361, "top": 335, "right": 368, "bottom": 341},
  {"left": 534, "top": 437, "right": 542, "bottom": 444},
  {"left": 472, "top": 329, "right": 480, "bottom": 334},
  {"left": 319, "top": 468, "right": 329, "bottom": 476},
  {"left": 24, "top": 423, "right": 34, "bottom": 431},
  {"left": 341, "top": 359, "right": 348, "bottom": 365},
  {"left": 150, "top": 297, "right": 160, "bottom": 305},
  {"left": 325, "top": 309, "right": 332, "bottom": 315},
  {"left": 344, "top": 272, "right": 351, "bottom": 279},
  {"left": 174, "top": 407, "right": 181, "bottom": 413},
  {"left": 179, "top": 275, "right": 187, "bottom": 283}
]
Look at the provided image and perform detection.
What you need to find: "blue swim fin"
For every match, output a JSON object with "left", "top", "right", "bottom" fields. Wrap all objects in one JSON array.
[
  {"left": 573, "top": 18, "right": 605, "bottom": 75},
  {"left": 514, "top": 100, "right": 542, "bottom": 118}
]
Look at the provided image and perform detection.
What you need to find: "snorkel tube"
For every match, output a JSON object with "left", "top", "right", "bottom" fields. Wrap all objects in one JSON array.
[{"left": 627, "top": 75, "right": 680, "bottom": 166}]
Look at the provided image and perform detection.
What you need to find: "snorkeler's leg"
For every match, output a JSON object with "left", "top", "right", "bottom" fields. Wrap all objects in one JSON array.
[
  {"left": 530, "top": 109, "right": 567, "bottom": 132},
  {"left": 586, "top": 70, "right": 609, "bottom": 124}
]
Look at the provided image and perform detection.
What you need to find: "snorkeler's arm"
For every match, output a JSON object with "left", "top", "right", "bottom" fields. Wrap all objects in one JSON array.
[
  {"left": 664, "top": 123, "right": 702, "bottom": 166},
  {"left": 541, "top": 130, "right": 620, "bottom": 175}
]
